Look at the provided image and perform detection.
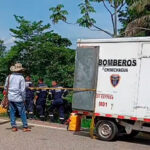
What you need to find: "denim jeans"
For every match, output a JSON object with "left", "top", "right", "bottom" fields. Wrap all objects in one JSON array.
[{"left": 9, "top": 101, "right": 28, "bottom": 128}]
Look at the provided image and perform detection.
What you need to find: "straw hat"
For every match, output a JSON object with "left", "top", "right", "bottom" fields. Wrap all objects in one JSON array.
[{"left": 10, "top": 63, "right": 25, "bottom": 72}]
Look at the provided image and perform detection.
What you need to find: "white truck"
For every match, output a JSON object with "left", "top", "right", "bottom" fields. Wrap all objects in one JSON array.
[{"left": 72, "top": 37, "right": 150, "bottom": 141}]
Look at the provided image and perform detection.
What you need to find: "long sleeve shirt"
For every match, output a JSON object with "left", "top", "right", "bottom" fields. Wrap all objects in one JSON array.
[
  {"left": 50, "top": 85, "right": 68, "bottom": 101},
  {"left": 36, "top": 83, "right": 48, "bottom": 105},
  {"left": 4, "top": 73, "right": 26, "bottom": 102},
  {"left": 25, "top": 81, "right": 34, "bottom": 99}
]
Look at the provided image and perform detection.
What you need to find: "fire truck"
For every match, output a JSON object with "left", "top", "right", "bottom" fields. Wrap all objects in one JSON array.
[{"left": 72, "top": 37, "right": 150, "bottom": 141}]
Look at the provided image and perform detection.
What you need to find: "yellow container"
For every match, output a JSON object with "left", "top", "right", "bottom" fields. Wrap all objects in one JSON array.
[
  {"left": 68, "top": 113, "right": 81, "bottom": 131},
  {"left": 0, "top": 105, "right": 7, "bottom": 114}
]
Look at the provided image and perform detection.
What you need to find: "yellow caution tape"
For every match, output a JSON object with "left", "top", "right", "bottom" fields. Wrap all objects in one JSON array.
[{"left": 0, "top": 86, "right": 96, "bottom": 92}]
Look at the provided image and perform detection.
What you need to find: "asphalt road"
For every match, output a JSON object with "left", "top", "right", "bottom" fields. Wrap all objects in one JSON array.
[{"left": 0, "top": 119, "right": 150, "bottom": 150}]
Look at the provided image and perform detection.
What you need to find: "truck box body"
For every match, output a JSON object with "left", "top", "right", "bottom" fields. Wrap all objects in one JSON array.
[{"left": 72, "top": 37, "right": 150, "bottom": 121}]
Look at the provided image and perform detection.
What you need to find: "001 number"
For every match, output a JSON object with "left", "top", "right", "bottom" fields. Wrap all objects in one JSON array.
[{"left": 99, "top": 102, "right": 107, "bottom": 107}]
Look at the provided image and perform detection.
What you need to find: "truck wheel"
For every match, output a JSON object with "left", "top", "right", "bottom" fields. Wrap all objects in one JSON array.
[{"left": 96, "top": 120, "right": 118, "bottom": 141}]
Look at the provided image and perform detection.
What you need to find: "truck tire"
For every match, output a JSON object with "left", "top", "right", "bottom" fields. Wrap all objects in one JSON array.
[{"left": 96, "top": 120, "right": 118, "bottom": 141}]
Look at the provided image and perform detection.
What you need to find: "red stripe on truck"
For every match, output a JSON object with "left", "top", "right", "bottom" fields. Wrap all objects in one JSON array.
[
  {"left": 118, "top": 115, "right": 125, "bottom": 119},
  {"left": 144, "top": 119, "right": 150, "bottom": 122},
  {"left": 130, "top": 117, "right": 137, "bottom": 121},
  {"left": 83, "top": 112, "right": 89, "bottom": 115},
  {"left": 73, "top": 111, "right": 92, "bottom": 115},
  {"left": 73, "top": 111, "right": 78, "bottom": 114},
  {"left": 94, "top": 113, "right": 100, "bottom": 116},
  {"left": 73, "top": 112, "right": 150, "bottom": 123},
  {"left": 105, "top": 114, "right": 112, "bottom": 117}
]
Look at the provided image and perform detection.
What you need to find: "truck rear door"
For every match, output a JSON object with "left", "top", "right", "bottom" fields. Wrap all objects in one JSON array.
[{"left": 72, "top": 47, "right": 99, "bottom": 112}]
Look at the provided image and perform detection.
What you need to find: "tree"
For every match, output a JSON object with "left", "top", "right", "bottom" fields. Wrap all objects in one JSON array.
[
  {"left": 119, "top": 0, "right": 150, "bottom": 36},
  {"left": 0, "top": 40, "right": 6, "bottom": 58},
  {"left": 49, "top": 0, "right": 126, "bottom": 37},
  {"left": 0, "top": 40, "right": 7, "bottom": 84},
  {"left": 0, "top": 15, "right": 75, "bottom": 87}
]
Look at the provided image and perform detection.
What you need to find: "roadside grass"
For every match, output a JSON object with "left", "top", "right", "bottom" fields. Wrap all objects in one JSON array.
[{"left": 0, "top": 112, "right": 8, "bottom": 118}]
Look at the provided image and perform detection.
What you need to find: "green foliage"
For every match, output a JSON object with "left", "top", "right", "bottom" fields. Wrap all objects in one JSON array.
[
  {"left": 119, "top": 0, "right": 150, "bottom": 36},
  {"left": 129, "top": 0, "right": 150, "bottom": 13},
  {"left": 49, "top": 4, "right": 68, "bottom": 24},
  {"left": 0, "top": 40, "right": 6, "bottom": 58},
  {"left": 49, "top": 0, "right": 126, "bottom": 37},
  {"left": 0, "top": 15, "right": 75, "bottom": 88},
  {"left": 0, "top": 92, "right": 3, "bottom": 102},
  {"left": 65, "top": 91, "right": 73, "bottom": 103},
  {"left": 77, "top": 0, "right": 96, "bottom": 27},
  {"left": 90, "top": 0, "right": 124, "bottom": 6},
  {"left": 0, "top": 40, "right": 8, "bottom": 84}
]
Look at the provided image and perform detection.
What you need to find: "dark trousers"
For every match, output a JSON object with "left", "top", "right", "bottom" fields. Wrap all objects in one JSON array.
[
  {"left": 36, "top": 104, "right": 45, "bottom": 117},
  {"left": 25, "top": 97, "right": 34, "bottom": 113},
  {"left": 49, "top": 99, "right": 64, "bottom": 119}
]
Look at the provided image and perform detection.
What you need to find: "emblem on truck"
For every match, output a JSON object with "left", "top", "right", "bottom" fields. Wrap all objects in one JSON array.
[{"left": 110, "top": 74, "right": 120, "bottom": 87}]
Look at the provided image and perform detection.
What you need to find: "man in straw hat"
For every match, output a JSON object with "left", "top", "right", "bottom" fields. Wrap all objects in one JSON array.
[{"left": 4, "top": 63, "right": 31, "bottom": 132}]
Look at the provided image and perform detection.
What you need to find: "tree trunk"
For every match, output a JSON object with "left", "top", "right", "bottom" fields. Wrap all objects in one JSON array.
[{"left": 114, "top": 4, "right": 118, "bottom": 37}]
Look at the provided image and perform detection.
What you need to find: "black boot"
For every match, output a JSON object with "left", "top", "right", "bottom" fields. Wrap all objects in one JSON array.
[
  {"left": 59, "top": 118, "right": 65, "bottom": 124},
  {"left": 28, "top": 113, "right": 34, "bottom": 120},
  {"left": 49, "top": 114, "right": 54, "bottom": 122},
  {"left": 40, "top": 115, "right": 45, "bottom": 121}
]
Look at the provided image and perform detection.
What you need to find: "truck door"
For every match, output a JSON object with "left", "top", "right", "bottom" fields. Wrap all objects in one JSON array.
[
  {"left": 136, "top": 43, "right": 150, "bottom": 118},
  {"left": 72, "top": 47, "right": 99, "bottom": 112}
]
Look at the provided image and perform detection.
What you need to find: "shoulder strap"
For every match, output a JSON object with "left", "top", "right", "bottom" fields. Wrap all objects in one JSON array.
[{"left": 6, "top": 75, "right": 11, "bottom": 96}]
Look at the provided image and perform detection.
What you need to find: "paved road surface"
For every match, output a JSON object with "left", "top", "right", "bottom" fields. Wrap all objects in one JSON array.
[{"left": 0, "top": 119, "right": 150, "bottom": 150}]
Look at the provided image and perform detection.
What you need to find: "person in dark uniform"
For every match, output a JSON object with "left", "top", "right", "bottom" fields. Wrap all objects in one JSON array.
[
  {"left": 25, "top": 76, "right": 34, "bottom": 119},
  {"left": 49, "top": 81, "right": 68, "bottom": 124},
  {"left": 35, "top": 78, "right": 48, "bottom": 121}
]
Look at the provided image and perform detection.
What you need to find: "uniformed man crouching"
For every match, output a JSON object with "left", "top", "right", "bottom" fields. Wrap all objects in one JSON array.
[
  {"left": 49, "top": 81, "right": 68, "bottom": 124},
  {"left": 25, "top": 76, "right": 34, "bottom": 119},
  {"left": 35, "top": 78, "right": 48, "bottom": 121}
]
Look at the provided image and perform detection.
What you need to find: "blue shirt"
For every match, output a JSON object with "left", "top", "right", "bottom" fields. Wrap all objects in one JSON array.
[
  {"left": 25, "top": 81, "right": 34, "bottom": 99},
  {"left": 51, "top": 85, "right": 68, "bottom": 101},
  {"left": 4, "top": 73, "right": 26, "bottom": 102},
  {"left": 36, "top": 83, "right": 48, "bottom": 105}
]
